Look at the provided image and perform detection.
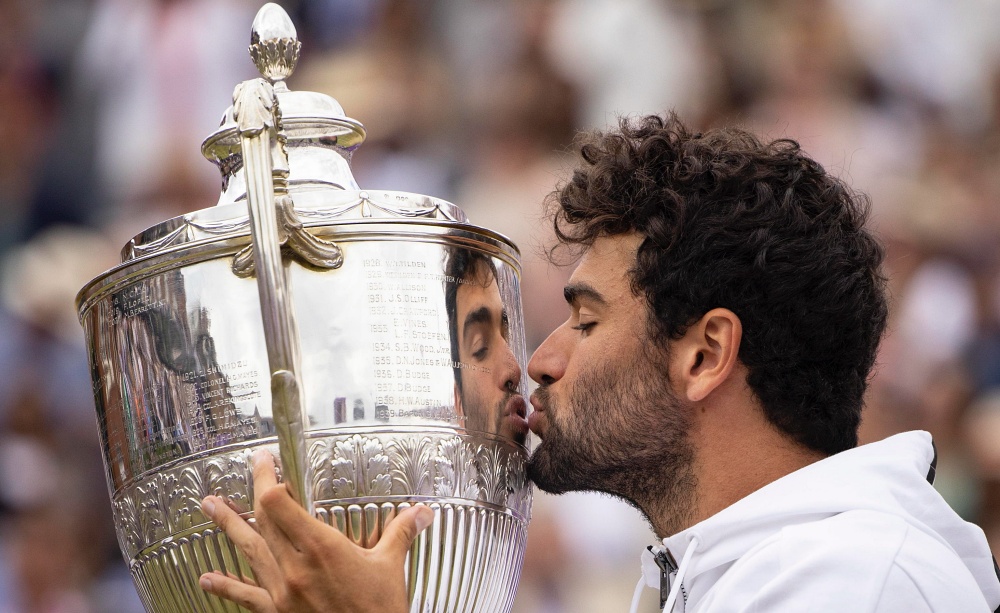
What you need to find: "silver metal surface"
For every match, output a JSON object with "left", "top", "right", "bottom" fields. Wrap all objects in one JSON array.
[
  {"left": 77, "top": 3, "right": 531, "bottom": 612},
  {"left": 233, "top": 69, "right": 313, "bottom": 509},
  {"left": 248, "top": 4, "right": 300, "bottom": 85}
]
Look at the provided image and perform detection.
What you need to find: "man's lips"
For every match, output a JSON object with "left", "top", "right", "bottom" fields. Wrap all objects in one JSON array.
[
  {"left": 527, "top": 392, "right": 547, "bottom": 436},
  {"left": 505, "top": 394, "right": 528, "bottom": 419},
  {"left": 503, "top": 395, "right": 529, "bottom": 439},
  {"left": 529, "top": 392, "right": 546, "bottom": 414}
]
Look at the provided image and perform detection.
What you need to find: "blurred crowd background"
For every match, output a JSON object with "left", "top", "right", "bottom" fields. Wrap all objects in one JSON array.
[{"left": 1, "top": 0, "right": 1000, "bottom": 611}]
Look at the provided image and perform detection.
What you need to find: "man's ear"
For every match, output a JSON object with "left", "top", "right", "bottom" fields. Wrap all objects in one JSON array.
[{"left": 670, "top": 308, "right": 742, "bottom": 403}]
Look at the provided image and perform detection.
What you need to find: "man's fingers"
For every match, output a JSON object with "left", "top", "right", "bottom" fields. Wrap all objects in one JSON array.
[
  {"left": 224, "top": 570, "right": 258, "bottom": 588},
  {"left": 202, "top": 495, "right": 262, "bottom": 552},
  {"left": 248, "top": 449, "right": 296, "bottom": 555},
  {"left": 202, "top": 496, "right": 280, "bottom": 589},
  {"left": 199, "top": 571, "right": 278, "bottom": 613},
  {"left": 251, "top": 449, "right": 279, "bottom": 500},
  {"left": 376, "top": 505, "right": 435, "bottom": 560},
  {"left": 255, "top": 482, "right": 325, "bottom": 554}
]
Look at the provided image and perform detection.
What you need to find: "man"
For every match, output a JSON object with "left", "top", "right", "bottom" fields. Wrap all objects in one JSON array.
[
  {"left": 198, "top": 113, "right": 1000, "bottom": 611},
  {"left": 444, "top": 247, "right": 528, "bottom": 446}
]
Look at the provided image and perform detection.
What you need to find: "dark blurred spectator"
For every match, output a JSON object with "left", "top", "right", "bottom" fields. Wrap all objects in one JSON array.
[
  {"left": 75, "top": 0, "right": 256, "bottom": 229},
  {"left": 545, "top": 0, "right": 708, "bottom": 128},
  {"left": 297, "top": 0, "right": 456, "bottom": 198},
  {"left": 3, "top": 510, "right": 91, "bottom": 613},
  {"left": 0, "top": 0, "right": 59, "bottom": 254}
]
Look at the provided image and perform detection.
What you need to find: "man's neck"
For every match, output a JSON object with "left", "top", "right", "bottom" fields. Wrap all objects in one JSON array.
[
  {"left": 648, "top": 406, "right": 828, "bottom": 539},
  {"left": 693, "top": 427, "right": 826, "bottom": 525}
]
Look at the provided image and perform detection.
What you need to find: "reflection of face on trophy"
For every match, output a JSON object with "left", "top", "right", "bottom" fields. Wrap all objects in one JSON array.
[{"left": 446, "top": 249, "right": 528, "bottom": 447}]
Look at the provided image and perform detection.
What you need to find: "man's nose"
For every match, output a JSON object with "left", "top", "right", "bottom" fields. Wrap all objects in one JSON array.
[
  {"left": 501, "top": 343, "right": 522, "bottom": 391},
  {"left": 527, "top": 324, "right": 568, "bottom": 386}
]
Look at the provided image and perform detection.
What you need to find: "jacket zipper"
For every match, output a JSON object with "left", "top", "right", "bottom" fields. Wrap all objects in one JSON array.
[{"left": 648, "top": 545, "right": 679, "bottom": 610}]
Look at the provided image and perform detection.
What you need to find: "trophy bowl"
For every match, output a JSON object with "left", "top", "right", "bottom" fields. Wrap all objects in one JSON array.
[{"left": 76, "top": 5, "right": 531, "bottom": 612}]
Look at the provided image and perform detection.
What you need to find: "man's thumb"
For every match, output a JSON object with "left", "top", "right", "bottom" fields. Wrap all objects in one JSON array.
[{"left": 380, "top": 505, "right": 435, "bottom": 557}]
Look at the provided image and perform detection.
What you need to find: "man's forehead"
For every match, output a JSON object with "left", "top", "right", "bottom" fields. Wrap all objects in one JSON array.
[
  {"left": 567, "top": 233, "right": 643, "bottom": 293},
  {"left": 457, "top": 275, "right": 503, "bottom": 315}
]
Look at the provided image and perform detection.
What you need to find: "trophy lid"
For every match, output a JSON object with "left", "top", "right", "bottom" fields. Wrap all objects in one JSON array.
[
  {"left": 119, "top": 3, "right": 472, "bottom": 265},
  {"left": 201, "top": 3, "right": 366, "bottom": 198}
]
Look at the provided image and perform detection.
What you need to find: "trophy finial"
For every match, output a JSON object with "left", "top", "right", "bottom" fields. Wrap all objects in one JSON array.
[{"left": 249, "top": 3, "right": 301, "bottom": 85}]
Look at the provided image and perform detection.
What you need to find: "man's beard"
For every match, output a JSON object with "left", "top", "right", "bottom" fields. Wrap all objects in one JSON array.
[{"left": 526, "top": 344, "right": 696, "bottom": 536}]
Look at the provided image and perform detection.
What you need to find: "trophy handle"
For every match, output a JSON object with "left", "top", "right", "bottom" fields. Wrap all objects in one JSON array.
[{"left": 231, "top": 3, "right": 313, "bottom": 511}]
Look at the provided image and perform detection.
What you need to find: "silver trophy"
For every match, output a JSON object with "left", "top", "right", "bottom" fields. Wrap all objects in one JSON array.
[{"left": 76, "top": 4, "right": 531, "bottom": 611}]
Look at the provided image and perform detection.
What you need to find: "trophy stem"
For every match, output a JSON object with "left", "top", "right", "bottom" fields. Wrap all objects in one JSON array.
[{"left": 235, "top": 76, "right": 313, "bottom": 512}]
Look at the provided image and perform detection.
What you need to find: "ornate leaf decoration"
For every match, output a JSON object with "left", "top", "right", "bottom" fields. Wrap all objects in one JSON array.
[
  {"left": 476, "top": 444, "right": 507, "bottom": 506},
  {"left": 506, "top": 451, "right": 531, "bottom": 519},
  {"left": 232, "top": 245, "right": 256, "bottom": 278},
  {"left": 113, "top": 493, "right": 142, "bottom": 556},
  {"left": 249, "top": 37, "right": 301, "bottom": 82},
  {"left": 232, "top": 78, "right": 275, "bottom": 134},
  {"left": 170, "top": 466, "right": 207, "bottom": 530},
  {"left": 361, "top": 437, "right": 392, "bottom": 497},
  {"left": 137, "top": 478, "right": 168, "bottom": 543},
  {"left": 389, "top": 436, "right": 435, "bottom": 496},
  {"left": 332, "top": 435, "right": 391, "bottom": 498},
  {"left": 157, "top": 473, "right": 180, "bottom": 532},
  {"left": 108, "top": 435, "right": 528, "bottom": 560},
  {"left": 332, "top": 438, "right": 358, "bottom": 498},
  {"left": 309, "top": 439, "right": 334, "bottom": 501},
  {"left": 207, "top": 454, "right": 251, "bottom": 513},
  {"left": 434, "top": 437, "right": 480, "bottom": 500}
]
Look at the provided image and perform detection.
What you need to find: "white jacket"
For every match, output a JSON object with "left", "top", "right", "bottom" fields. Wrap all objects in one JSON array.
[{"left": 631, "top": 431, "right": 1000, "bottom": 612}]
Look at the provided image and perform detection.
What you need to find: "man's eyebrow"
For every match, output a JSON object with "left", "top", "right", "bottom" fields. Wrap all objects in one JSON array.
[
  {"left": 563, "top": 283, "right": 607, "bottom": 307},
  {"left": 462, "top": 306, "right": 493, "bottom": 339}
]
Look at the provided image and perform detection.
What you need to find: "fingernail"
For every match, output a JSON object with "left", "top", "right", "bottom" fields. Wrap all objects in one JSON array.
[
  {"left": 201, "top": 497, "right": 216, "bottom": 518},
  {"left": 199, "top": 574, "right": 213, "bottom": 591},
  {"left": 415, "top": 506, "right": 434, "bottom": 531},
  {"left": 251, "top": 449, "right": 270, "bottom": 465}
]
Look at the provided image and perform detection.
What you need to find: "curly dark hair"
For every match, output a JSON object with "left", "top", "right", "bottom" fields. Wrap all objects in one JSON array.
[{"left": 551, "top": 113, "right": 888, "bottom": 455}]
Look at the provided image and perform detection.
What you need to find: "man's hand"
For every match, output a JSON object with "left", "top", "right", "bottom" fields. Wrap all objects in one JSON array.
[{"left": 199, "top": 449, "right": 434, "bottom": 612}]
